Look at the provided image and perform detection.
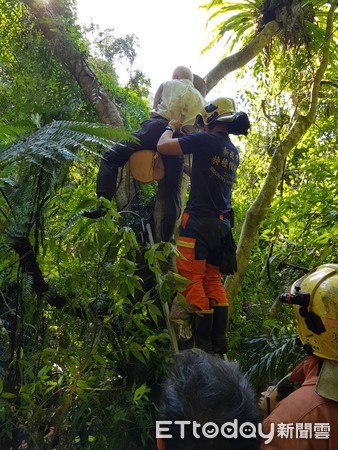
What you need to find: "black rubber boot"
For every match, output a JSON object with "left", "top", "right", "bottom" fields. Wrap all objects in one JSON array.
[
  {"left": 83, "top": 146, "right": 120, "bottom": 219},
  {"left": 178, "top": 337, "right": 194, "bottom": 351},
  {"left": 211, "top": 304, "right": 229, "bottom": 356},
  {"left": 192, "top": 310, "right": 214, "bottom": 353}
]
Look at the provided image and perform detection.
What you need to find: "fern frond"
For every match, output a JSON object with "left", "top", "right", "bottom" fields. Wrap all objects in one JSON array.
[
  {"left": 57, "top": 210, "right": 86, "bottom": 238},
  {"left": 0, "top": 121, "right": 133, "bottom": 169},
  {"left": 244, "top": 332, "right": 302, "bottom": 384},
  {"left": 202, "top": 0, "right": 262, "bottom": 53}
]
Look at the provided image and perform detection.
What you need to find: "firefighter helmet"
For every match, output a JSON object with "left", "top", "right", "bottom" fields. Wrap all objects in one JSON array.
[
  {"left": 281, "top": 264, "right": 338, "bottom": 361},
  {"left": 196, "top": 97, "right": 237, "bottom": 128}
]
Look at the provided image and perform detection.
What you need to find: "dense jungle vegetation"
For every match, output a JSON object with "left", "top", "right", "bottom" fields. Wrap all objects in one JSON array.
[{"left": 0, "top": 0, "right": 337, "bottom": 448}]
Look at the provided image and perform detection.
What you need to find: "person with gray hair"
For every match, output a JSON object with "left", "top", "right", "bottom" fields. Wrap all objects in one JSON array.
[{"left": 152, "top": 66, "right": 205, "bottom": 129}]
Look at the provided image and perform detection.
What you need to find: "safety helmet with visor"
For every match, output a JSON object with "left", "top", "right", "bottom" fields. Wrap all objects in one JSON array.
[
  {"left": 279, "top": 264, "right": 338, "bottom": 362},
  {"left": 196, "top": 97, "right": 237, "bottom": 129},
  {"left": 279, "top": 264, "right": 338, "bottom": 402}
]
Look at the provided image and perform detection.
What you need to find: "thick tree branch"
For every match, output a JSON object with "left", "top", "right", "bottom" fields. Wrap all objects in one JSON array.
[
  {"left": 204, "top": 21, "right": 281, "bottom": 94},
  {"left": 224, "top": 2, "right": 337, "bottom": 309},
  {"left": 22, "top": 0, "right": 123, "bottom": 127},
  {"left": 11, "top": 236, "right": 68, "bottom": 307},
  {"left": 308, "top": 1, "right": 337, "bottom": 120}
]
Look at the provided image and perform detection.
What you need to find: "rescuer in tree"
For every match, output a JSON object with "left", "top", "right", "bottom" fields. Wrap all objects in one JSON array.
[
  {"left": 157, "top": 97, "right": 250, "bottom": 355},
  {"left": 84, "top": 66, "right": 205, "bottom": 242}
]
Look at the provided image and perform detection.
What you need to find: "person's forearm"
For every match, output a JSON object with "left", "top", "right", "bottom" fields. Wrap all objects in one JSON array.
[
  {"left": 157, "top": 127, "right": 183, "bottom": 155},
  {"left": 157, "top": 127, "right": 175, "bottom": 147}
]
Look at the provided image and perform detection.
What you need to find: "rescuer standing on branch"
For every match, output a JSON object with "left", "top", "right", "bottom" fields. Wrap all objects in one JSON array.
[{"left": 157, "top": 97, "right": 250, "bottom": 355}]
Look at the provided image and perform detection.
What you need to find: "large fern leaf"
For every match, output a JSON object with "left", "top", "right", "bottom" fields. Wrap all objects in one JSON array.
[
  {"left": 202, "top": 0, "right": 263, "bottom": 53},
  {"left": 0, "top": 121, "right": 133, "bottom": 168}
]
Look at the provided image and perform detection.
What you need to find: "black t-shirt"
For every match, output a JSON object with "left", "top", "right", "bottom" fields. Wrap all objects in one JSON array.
[{"left": 178, "top": 131, "right": 239, "bottom": 216}]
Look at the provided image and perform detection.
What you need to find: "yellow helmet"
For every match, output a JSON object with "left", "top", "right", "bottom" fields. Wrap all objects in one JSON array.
[
  {"left": 280, "top": 264, "right": 338, "bottom": 361},
  {"left": 196, "top": 97, "right": 236, "bottom": 128}
]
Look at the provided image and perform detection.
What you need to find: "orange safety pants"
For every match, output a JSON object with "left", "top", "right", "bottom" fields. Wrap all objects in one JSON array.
[{"left": 176, "top": 212, "right": 230, "bottom": 311}]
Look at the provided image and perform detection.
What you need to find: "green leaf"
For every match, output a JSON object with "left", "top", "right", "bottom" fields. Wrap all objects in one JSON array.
[
  {"left": 130, "top": 349, "right": 146, "bottom": 364},
  {"left": 129, "top": 342, "right": 146, "bottom": 364},
  {"left": 133, "top": 383, "right": 147, "bottom": 403},
  {"left": 148, "top": 303, "right": 162, "bottom": 325},
  {"left": 1, "top": 391, "right": 16, "bottom": 399}
]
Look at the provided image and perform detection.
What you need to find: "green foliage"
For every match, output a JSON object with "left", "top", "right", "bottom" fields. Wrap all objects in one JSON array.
[
  {"left": 0, "top": 186, "right": 175, "bottom": 449},
  {"left": 0, "top": 1, "right": 150, "bottom": 131},
  {"left": 82, "top": 23, "right": 151, "bottom": 124},
  {"left": 0, "top": 0, "right": 89, "bottom": 125},
  {"left": 0, "top": 118, "right": 174, "bottom": 448},
  {"left": 222, "top": 0, "right": 338, "bottom": 395},
  {"left": 243, "top": 329, "right": 304, "bottom": 388},
  {"left": 201, "top": 0, "right": 263, "bottom": 52},
  {"left": 202, "top": 0, "right": 333, "bottom": 56},
  {"left": 1, "top": 0, "right": 338, "bottom": 447},
  {"left": 0, "top": 121, "right": 130, "bottom": 165},
  {"left": 94, "top": 28, "right": 139, "bottom": 71}
]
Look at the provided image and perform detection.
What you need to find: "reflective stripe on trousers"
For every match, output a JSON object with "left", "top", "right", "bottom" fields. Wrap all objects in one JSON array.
[{"left": 176, "top": 212, "right": 229, "bottom": 311}]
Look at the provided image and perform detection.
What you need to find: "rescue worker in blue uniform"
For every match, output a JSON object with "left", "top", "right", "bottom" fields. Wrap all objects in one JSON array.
[{"left": 157, "top": 97, "right": 249, "bottom": 354}]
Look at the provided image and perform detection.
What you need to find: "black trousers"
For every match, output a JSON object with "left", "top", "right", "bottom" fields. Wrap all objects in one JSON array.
[{"left": 96, "top": 118, "right": 184, "bottom": 242}]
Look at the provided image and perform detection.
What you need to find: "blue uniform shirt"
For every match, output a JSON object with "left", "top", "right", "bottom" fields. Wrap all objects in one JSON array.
[{"left": 178, "top": 131, "right": 239, "bottom": 216}]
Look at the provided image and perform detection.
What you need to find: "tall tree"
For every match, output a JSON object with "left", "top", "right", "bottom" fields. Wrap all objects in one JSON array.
[
  {"left": 21, "top": 0, "right": 123, "bottom": 126},
  {"left": 200, "top": 0, "right": 338, "bottom": 307},
  {"left": 16, "top": 0, "right": 338, "bottom": 306}
]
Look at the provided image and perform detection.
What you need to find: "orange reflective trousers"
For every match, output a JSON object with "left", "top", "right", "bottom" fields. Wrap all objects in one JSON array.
[{"left": 176, "top": 212, "right": 229, "bottom": 311}]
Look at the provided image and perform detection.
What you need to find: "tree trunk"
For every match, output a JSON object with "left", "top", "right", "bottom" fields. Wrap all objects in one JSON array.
[
  {"left": 224, "top": 2, "right": 337, "bottom": 310},
  {"left": 204, "top": 21, "right": 280, "bottom": 94},
  {"left": 22, "top": 0, "right": 123, "bottom": 127}
]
